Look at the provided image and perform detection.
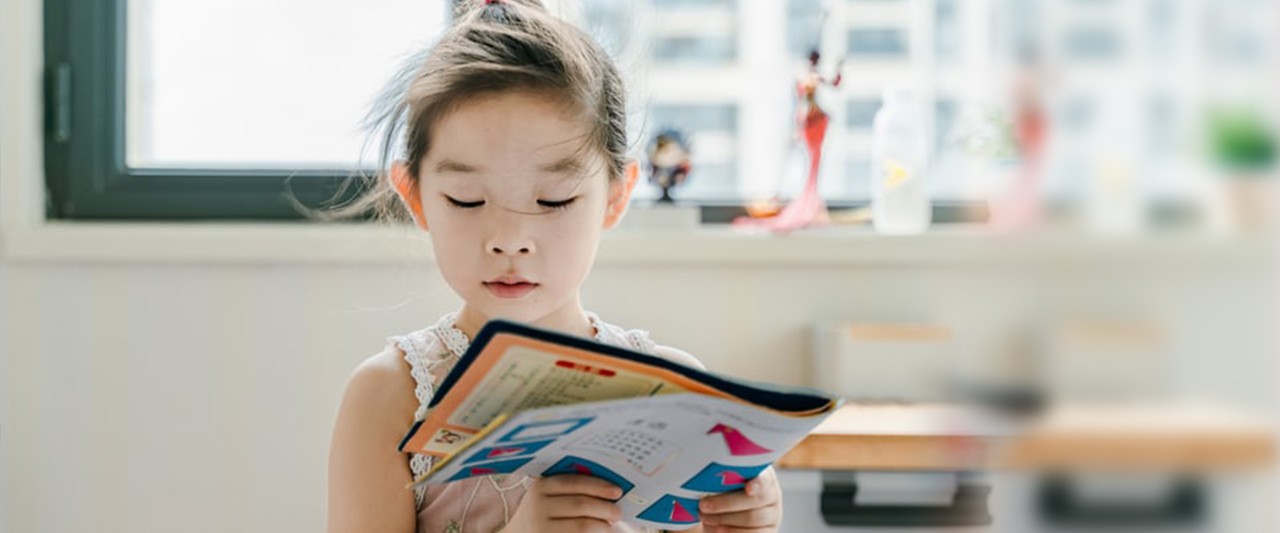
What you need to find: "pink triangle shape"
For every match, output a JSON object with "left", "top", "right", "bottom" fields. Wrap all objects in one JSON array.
[
  {"left": 487, "top": 447, "right": 522, "bottom": 459},
  {"left": 717, "top": 470, "right": 746, "bottom": 486},
  {"left": 670, "top": 500, "right": 695, "bottom": 522},
  {"left": 709, "top": 424, "right": 773, "bottom": 456}
]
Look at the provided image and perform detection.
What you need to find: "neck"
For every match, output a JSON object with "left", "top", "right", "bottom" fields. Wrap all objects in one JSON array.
[{"left": 451, "top": 299, "right": 595, "bottom": 341}]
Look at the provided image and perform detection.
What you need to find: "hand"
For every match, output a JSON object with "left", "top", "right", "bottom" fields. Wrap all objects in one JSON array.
[
  {"left": 697, "top": 467, "right": 782, "bottom": 533},
  {"left": 499, "top": 474, "right": 623, "bottom": 533}
]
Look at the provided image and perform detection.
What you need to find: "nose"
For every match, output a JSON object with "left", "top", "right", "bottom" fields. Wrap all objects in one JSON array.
[
  {"left": 485, "top": 205, "right": 537, "bottom": 256},
  {"left": 486, "top": 234, "right": 535, "bottom": 256}
]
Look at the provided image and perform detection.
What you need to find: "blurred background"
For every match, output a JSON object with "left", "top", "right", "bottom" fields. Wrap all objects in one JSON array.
[{"left": 2, "top": 0, "right": 1278, "bottom": 532}]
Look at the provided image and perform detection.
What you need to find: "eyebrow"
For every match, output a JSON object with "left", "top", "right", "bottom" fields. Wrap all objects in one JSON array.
[
  {"left": 536, "top": 157, "right": 586, "bottom": 175},
  {"left": 433, "top": 159, "right": 480, "bottom": 174},
  {"left": 433, "top": 157, "right": 586, "bottom": 178}
]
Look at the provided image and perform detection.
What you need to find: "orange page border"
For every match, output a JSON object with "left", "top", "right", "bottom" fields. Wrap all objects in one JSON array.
[{"left": 400, "top": 331, "right": 730, "bottom": 454}]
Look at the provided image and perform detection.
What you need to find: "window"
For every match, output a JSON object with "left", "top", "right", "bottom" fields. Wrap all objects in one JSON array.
[
  {"left": 126, "top": 1, "right": 444, "bottom": 169},
  {"left": 570, "top": 0, "right": 987, "bottom": 204},
  {"left": 45, "top": 0, "right": 1276, "bottom": 220},
  {"left": 45, "top": 0, "right": 447, "bottom": 219}
]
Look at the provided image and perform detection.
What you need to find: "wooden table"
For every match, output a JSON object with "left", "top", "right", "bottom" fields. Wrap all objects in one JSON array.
[
  {"left": 778, "top": 403, "right": 1018, "bottom": 471},
  {"left": 778, "top": 402, "right": 1275, "bottom": 528},
  {"left": 779, "top": 402, "right": 1275, "bottom": 472}
]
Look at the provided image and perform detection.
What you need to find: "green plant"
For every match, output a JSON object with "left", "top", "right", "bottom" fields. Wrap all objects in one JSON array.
[
  {"left": 1207, "top": 108, "right": 1277, "bottom": 174},
  {"left": 955, "top": 108, "right": 1020, "bottom": 162}
]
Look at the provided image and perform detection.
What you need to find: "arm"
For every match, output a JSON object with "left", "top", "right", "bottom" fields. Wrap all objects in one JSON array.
[{"left": 327, "top": 348, "right": 420, "bottom": 533}]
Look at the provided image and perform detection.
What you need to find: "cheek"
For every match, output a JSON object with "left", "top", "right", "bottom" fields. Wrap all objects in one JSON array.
[
  {"left": 426, "top": 218, "right": 481, "bottom": 276},
  {"left": 543, "top": 208, "right": 603, "bottom": 246},
  {"left": 540, "top": 214, "right": 603, "bottom": 279}
]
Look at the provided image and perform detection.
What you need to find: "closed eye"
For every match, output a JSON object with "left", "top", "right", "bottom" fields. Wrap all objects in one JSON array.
[
  {"left": 537, "top": 198, "right": 578, "bottom": 210},
  {"left": 444, "top": 195, "right": 485, "bottom": 209}
]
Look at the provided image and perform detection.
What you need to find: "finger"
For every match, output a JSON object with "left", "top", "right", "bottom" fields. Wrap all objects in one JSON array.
[
  {"left": 700, "top": 505, "right": 781, "bottom": 528},
  {"left": 544, "top": 494, "right": 623, "bottom": 523},
  {"left": 548, "top": 517, "right": 615, "bottom": 533},
  {"left": 539, "top": 474, "right": 625, "bottom": 500},
  {"left": 746, "top": 468, "right": 778, "bottom": 498},
  {"left": 699, "top": 488, "right": 773, "bottom": 515}
]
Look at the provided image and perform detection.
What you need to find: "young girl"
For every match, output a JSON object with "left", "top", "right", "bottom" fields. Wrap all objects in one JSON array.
[{"left": 326, "top": 1, "right": 783, "bottom": 532}]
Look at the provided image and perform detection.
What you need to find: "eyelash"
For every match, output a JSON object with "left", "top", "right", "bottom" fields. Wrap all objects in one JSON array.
[
  {"left": 444, "top": 197, "right": 485, "bottom": 209},
  {"left": 443, "top": 196, "right": 578, "bottom": 211},
  {"left": 538, "top": 198, "right": 577, "bottom": 211}
]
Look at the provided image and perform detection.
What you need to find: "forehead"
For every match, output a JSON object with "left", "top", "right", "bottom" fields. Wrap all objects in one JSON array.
[{"left": 426, "top": 91, "right": 597, "bottom": 172}]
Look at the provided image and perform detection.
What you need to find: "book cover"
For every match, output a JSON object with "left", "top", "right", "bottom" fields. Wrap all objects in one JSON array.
[{"left": 397, "top": 320, "right": 840, "bottom": 530}]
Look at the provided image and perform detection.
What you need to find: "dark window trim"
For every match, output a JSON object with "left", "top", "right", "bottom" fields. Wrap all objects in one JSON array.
[{"left": 44, "top": 0, "right": 371, "bottom": 220}]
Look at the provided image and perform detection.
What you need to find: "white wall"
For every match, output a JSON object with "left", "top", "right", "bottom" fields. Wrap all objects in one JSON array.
[
  {"left": 0, "top": 246, "right": 1273, "bottom": 532},
  {"left": 2, "top": 0, "right": 1276, "bottom": 531}
]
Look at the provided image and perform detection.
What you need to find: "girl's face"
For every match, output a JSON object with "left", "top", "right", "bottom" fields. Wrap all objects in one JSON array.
[{"left": 397, "top": 91, "right": 634, "bottom": 332}]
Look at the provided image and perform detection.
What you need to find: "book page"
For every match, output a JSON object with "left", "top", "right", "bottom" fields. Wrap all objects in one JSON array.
[
  {"left": 417, "top": 393, "right": 835, "bottom": 531},
  {"left": 405, "top": 332, "right": 721, "bottom": 456},
  {"left": 448, "top": 345, "right": 682, "bottom": 429},
  {"left": 399, "top": 322, "right": 837, "bottom": 457}
]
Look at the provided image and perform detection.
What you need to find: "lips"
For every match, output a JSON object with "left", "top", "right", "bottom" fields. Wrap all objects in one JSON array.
[
  {"left": 483, "top": 276, "right": 539, "bottom": 299},
  {"left": 487, "top": 275, "right": 533, "bottom": 285}
]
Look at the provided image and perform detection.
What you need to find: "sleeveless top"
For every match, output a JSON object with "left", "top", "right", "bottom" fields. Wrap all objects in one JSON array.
[{"left": 388, "top": 312, "right": 668, "bottom": 533}]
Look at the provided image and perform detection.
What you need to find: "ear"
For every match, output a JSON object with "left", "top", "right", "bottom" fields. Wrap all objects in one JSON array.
[
  {"left": 603, "top": 160, "right": 640, "bottom": 230},
  {"left": 390, "top": 161, "right": 428, "bottom": 230}
]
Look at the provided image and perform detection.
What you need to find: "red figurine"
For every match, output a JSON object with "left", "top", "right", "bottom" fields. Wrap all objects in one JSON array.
[
  {"left": 986, "top": 49, "right": 1050, "bottom": 232},
  {"left": 737, "top": 49, "right": 843, "bottom": 232}
]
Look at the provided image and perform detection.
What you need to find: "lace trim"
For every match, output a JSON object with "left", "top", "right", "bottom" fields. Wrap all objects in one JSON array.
[
  {"left": 391, "top": 315, "right": 458, "bottom": 421},
  {"left": 391, "top": 313, "right": 465, "bottom": 509},
  {"left": 394, "top": 312, "right": 658, "bottom": 512},
  {"left": 590, "top": 312, "right": 658, "bottom": 354}
]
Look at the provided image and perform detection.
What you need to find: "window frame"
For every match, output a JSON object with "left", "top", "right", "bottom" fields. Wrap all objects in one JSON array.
[{"left": 43, "top": 0, "right": 371, "bottom": 220}]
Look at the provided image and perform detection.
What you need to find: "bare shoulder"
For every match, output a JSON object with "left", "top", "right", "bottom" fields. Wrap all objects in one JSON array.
[
  {"left": 326, "top": 347, "right": 419, "bottom": 533},
  {"left": 344, "top": 346, "right": 419, "bottom": 421},
  {"left": 653, "top": 344, "right": 707, "bottom": 371}
]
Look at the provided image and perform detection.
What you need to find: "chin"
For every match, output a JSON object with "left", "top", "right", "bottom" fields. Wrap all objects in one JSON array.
[{"left": 475, "top": 301, "right": 550, "bottom": 324}]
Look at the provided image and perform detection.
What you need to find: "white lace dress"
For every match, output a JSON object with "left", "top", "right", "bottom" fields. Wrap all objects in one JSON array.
[{"left": 390, "top": 312, "right": 679, "bottom": 533}]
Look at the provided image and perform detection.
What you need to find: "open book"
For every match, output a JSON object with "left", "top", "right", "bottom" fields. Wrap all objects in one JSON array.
[{"left": 397, "top": 320, "right": 840, "bottom": 530}]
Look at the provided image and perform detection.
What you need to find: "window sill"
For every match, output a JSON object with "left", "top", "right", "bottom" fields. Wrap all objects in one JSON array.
[{"left": 0, "top": 221, "right": 1270, "bottom": 268}]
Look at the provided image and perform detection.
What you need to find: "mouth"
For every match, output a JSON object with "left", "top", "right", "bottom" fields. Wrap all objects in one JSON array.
[{"left": 483, "top": 276, "right": 539, "bottom": 299}]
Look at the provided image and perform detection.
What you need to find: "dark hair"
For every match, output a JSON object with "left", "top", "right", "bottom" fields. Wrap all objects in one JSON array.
[{"left": 325, "top": 0, "right": 628, "bottom": 222}]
